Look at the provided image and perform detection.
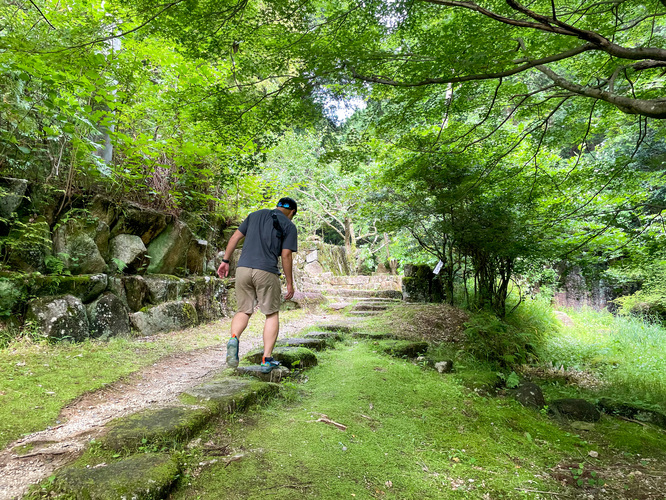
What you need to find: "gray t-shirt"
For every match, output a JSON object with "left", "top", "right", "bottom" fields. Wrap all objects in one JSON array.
[{"left": 236, "top": 209, "right": 298, "bottom": 275}]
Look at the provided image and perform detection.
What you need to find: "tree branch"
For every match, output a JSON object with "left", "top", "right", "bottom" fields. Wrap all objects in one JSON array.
[{"left": 28, "top": 0, "right": 55, "bottom": 30}]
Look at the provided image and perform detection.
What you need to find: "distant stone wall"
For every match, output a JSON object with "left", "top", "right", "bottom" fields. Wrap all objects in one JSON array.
[
  {"left": 401, "top": 264, "right": 443, "bottom": 303},
  {"left": 0, "top": 177, "right": 234, "bottom": 341}
]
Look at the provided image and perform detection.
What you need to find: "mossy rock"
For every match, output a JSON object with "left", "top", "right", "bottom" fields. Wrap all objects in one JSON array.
[
  {"left": 129, "top": 300, "right": 198, "bottom": 336},
  {"left": 183, "top": 378, "right": 280, "bottom": 414},
  {"left": 101, "top": 406, "right": 211, "bottom": 451},
  {"left": 304, "top": 330, "right": 344, "bottom": 342},
  {"left": 315, "top": 323, "right": 357, "bottom": 334},
  {"left": 275, "top": 337, "right": 328, "bottom": 351},
  {"left": 597, "top": 398, "right": 666, "bottom": 428},
  {"left": 354, "top": 331, "right": 394, "bottom": 340},
  {"left": 373, "top": 340, "right": 428, "bottom": 358},
  {"left": 49, "top": 453, "right": 179, "bottom": 500},
  {"left": 245, "top": 346, "right": 318, "bottom": 369},
  {"left": 235, "top": 365, "right": 291, "bottom": 382},
  {"left": 30, "top": 274, "right": 108, "bottom": 303}
]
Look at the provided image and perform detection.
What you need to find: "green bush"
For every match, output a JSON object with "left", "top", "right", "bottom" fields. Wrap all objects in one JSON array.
[{"left": 463, "top": 312, "right": 542, "bottom": 368}]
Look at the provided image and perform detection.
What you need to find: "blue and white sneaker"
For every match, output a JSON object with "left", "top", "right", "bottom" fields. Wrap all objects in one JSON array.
[{"left": 226, "top": 336, "right": 239, "bottom": 368}]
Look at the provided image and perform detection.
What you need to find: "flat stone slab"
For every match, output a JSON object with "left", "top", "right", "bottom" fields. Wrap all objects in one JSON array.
[
  {"left": 374, "top": 340, "right": 429, "bottom": 358},
  {"left": 348, "top": 310, "right": 383, "bottom": 316},
  {"left": 354, "top": 331, "right": 394, "bottom": 340},
  {"left": 245, "top": 346, "right": 318, "bottom": 369},
  {"left": 304, "top": 330, "right": 344, "bottom": 342},
  {"left": 50, "top": 453, "right": 179, "bottom": 500},
  {"left": 315, "top": 323, "right": 357, "bottom": 334},
  {"left": 235, "top": 365, "right": 291, "bottom": 382},
  {"left": 275, "top": 337, "right": 327, "bottom": 350},
  {"left": 353, "top": 303, "right": 391, "bottom": 311},
  {"left": 184, "top": 378, "right": 279, "bottom": 414},
  {"left": 102, "top": 406, "right": 210, "bottom": 451}
]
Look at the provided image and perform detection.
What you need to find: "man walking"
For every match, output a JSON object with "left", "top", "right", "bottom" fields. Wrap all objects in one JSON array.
[{"left": 217, "top": 197, "right": 298, "bottom": 373}]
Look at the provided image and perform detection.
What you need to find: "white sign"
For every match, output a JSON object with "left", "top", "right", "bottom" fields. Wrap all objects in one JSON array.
[{"left": 433, "top": 260, "right": 444, "bottom": 275}]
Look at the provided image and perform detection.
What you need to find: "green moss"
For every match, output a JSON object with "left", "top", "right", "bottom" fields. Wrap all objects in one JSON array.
[
  {"left": 101, "top": 406, "right": 212, "bottom": 452},
  {"left": 244, "top": 346, "right": 318, "bottom": 369},
  {"left": 372, "top": 339, "right": 429, "bottom": 358}
]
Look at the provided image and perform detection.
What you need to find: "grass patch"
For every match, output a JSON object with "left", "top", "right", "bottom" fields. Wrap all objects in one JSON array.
[
  {"left": 0, "top": 309, "right": 306, "bottom": 449},
  {"left": 173, "top": 343, "right": 649, "bottom": 499},
  {"left": 538, "top": 307, "right": 666, "bottom": 410}
]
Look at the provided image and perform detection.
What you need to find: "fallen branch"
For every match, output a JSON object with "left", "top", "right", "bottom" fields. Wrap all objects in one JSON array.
[{"left": 310, "top": 413, "right": 347, "bottom": 431}]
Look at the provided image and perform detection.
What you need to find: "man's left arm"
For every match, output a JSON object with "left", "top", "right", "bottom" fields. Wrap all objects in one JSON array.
[{"left": 281, "top": 249, "right": 294, "bottom": 300}]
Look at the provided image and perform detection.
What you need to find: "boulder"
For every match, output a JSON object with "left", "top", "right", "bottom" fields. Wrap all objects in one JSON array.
[
  {"left": 512, "top": 382, "right": 546, "bottom": 410},
  {"left": 25, "top": 295, "right": 90, "bottom": 342},
  {"left": 110, "top": 204, "right": 171, "bottom": 244},
  {"left": 123, "top": 275, "right": 150, "bottom": 312},
  {"left": 30, "top": 274, "right": 108, "bottom": 303},
  {"left": 89, "top": 195, "right": 118, "bottom": 227},
  {"left": 107, "top": 276, "right": 128, "bottom": 308},
  {"left": 597, "top": 398, "right": 666, "bottom": 428},
  {"left": 0, "top": 177, "right": 28, "bottom": 219},
  {"left": 146, "top": 221, "right": 194, "bottom": 276},
  {"left": 109, "top": 234, "right": 148, "bottom": 274},
  {"left": 87, "top": 293, "right": 131, "bottom": 339},
  {"left": 53, "top": 219, "right": 107, "bottom": 275},
  {"left": 6, "top": 216, "right": 51, "bottom": 273},
  {"left": 550, "top": 398, "right": 601, "bottom": 422},
  {"left": 144, "top": 275, "right": 184, "bottom": 304},
  {"left": 235, "top": 365, "right": 290, "bottom": 382},
  {"left": 129, "top": 300, "right": 198, "bottom": 336},
  {"left": 186, "top": 276, "right": 228, "bottom": 322},
  {"left": 434, "top": 360, "right": 454, "bottom": 373},
  {"left": 375, "top": 340, "right": 428, "bottom": 358},
  {"left": 187, "top": 239, "right": 208, "bottom": 275}
]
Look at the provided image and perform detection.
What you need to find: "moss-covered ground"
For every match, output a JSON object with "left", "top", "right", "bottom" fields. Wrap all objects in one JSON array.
[{"left": 171, "top": 341, "right": 666, "bottom": 499}]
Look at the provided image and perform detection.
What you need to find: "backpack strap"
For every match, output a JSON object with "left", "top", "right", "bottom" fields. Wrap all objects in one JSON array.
[{"left": 271, "top": 212, "right": 284, "bottom": 242}]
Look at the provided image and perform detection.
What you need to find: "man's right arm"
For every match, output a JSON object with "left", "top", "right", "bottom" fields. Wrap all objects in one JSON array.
[{"left": 217, "top": 229, "right": 245, "bottom": 278}]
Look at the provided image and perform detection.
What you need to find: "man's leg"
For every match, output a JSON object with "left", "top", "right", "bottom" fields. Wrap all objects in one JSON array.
[
  {"left": 230, "top": 312, "right": 251, "bottom": 339},
  {"left": 262, "top": 312, "right": 279, "bottom": 358}
]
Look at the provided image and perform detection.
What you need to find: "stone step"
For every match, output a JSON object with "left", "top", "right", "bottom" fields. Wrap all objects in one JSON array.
[
  {"left": 235, "top": 365, "right": 291, "bottom": 382},
  {"left": 304, "top": 330, "right": 344, "bottom": 342},
  {"left": 314, "top": 323, "right": 358, "bottom": 334},
  {"left": 245, "top": 346, "right": 318, "bottom": 369},
  {"left": 101, "top": 379, "right": 277, "bottom": 452},
  {"left": 275, "top": 337, "right": 328, "bottom": 351},
  {"left": 352, "top": 303, "right": 391, "bottom": 311},
  {"left": 52, "top": 453, "right": 179, "bottom": 500},
  {"left": 347, "top": 310, "right": 383, "bottom": 317},
  {"left": 328, "top": 289, "right": 403, "bottom": 299},
  {"left": 372, "top": 340, "right": 429, "bottom": 358}
]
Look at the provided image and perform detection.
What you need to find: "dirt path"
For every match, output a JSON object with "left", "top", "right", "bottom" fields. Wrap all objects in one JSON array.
[{"left": 0, "top": 312, "right": 335, "bottom": 500}]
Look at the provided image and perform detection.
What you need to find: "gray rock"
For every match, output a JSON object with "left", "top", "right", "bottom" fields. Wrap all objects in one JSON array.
[
  {"left": 245, "top": 346, "right": 318, "bottom": 369},
  {"left": 435, "top": 360, "right": 454, "bottom": 373},
  {"left": 304, "top": 330, "right": 343, "bottom": 341},
  {"left": 53, "top": 219, "right": 107, "bottom": 275},
  {"left": 185, "top": 276, "right": 229, "bottom": 322},
  {"left": 110, "top": 204, "right": 171, "bottom": 244},
  {"left": 107, "top": 276, "right": 128, "bottom": 308},
  {"left": 187, "top": 239, "right": 208, "bottom": 275},
  {"left": 129, "top": 300, "right": 198, "bottom": 335},
  {"left": 597, "top": 398, "right": 666, "bottom": 428},
  {"left": 550, "top": 398, "right": 601, "bottom": 422},
  {"left": 109, "top": 234, "right": 148, "bottom": 274},
  {"left": 146, "top": 221, "right": 194, "bottom": 276},
  {"left": 30, "top": 274, "right": 108, "bottom": 303},
  {"left": 26, "top": 295, "right": 90, "bottom": 342},
  {"left": 0, "top": 177, "right": 28, "bottom": 218},
  {"left": 144, "top": 275, "right": 184, "bottom": 304},
  {"left": 123, "top": 275, "right": 149, "bottom": 312},
  {"left": 87, "top": 293, "right": 131, "bottom": 339},
  {"left": 304, "top": 261, "right": 324, "bottom": 275},
  {"left": 89, "top": 195, "right": 118, "bottom": 227},
  {"left": 512, "top": 382, "right": 545, "bottom": 410}
]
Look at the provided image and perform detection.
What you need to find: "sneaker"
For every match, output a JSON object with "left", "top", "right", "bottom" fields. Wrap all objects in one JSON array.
[
  {"left": 260, "top": 356, "right": 281, "bottom": 373},
  {"left": 226, "top": 336, "right": 239, "bottom": 368}
]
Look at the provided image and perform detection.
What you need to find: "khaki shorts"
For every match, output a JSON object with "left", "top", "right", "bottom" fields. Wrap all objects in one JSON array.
[{"left": 235, "top": 267, "right": 281, "bottom": 315}]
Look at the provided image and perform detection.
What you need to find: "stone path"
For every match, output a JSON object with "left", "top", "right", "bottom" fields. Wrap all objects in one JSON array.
[{"left": 0, "top": 282, "right": 404, "bottom": 499}]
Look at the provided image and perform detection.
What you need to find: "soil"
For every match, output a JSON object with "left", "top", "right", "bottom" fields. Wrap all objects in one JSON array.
[{"left": 0, "top": 312, "right": 333, "bottom": 500}]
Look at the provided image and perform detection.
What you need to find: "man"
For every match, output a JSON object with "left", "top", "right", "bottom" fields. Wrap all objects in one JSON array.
[{"left": 217, "top": 197, "right": 298, "bottom": 373}]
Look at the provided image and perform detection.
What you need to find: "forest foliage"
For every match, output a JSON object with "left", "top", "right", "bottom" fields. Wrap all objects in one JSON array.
[{"left": 2, "top": 0, "right": 666, "bottom": 317}]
